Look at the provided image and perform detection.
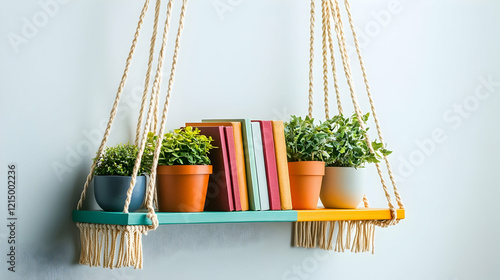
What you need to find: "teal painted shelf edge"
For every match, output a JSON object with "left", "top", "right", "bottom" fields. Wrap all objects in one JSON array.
[{"left": 73, "top": 210, "right": 298, "bottom": 225}]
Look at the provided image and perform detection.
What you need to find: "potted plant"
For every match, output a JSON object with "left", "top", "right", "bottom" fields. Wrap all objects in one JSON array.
[
  {"left": 284, "top": 115, "right": 330, "bottom": 210},
  {"left": 320, "top": 113, "right": 391, "bottom": 208},
  {"left": 93, "top": 143, "right": 153, "bottom": 212},
  {"left": 153, "top": 127, "right": 214, "bottom": 212}
]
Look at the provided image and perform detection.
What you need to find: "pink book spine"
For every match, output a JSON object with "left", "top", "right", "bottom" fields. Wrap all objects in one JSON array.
[{"left": 256, "top": 121, "right": 281, "bottom": 210}]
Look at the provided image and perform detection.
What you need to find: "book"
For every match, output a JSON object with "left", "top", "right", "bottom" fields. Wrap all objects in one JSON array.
[
  {"left": 186, "top": 122, "right": 249, "bottom": 211},
  {"left": 224, "top": 126, "right": 242, "bottom": 211},
  {"left": 271, "top": 120, "right": 292, "bottom": 210},
  {"left": 251, "top": 122, "right": 269, "bottom": 210},
  {"left": 253, "top": 121, "right": 281, "bottom": 210},
  {"left": 202, "top": 119, "right": 260, "bottom": 211},
  {"left": 190, "top": 126, "right": 234, "bottom": 211}
]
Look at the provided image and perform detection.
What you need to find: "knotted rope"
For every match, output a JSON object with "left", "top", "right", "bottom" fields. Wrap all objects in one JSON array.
[
  {"left": 77, "top": 0, "right": 151, "bottom": 211},
  {"left": 135, "top": 0, "right": 163, "bottom": 146},
  {"left": 297, "top": 0, "right": 405, "bottom": 253},
  {"left": 329, "top": 0, "right": 401, "bottom": 226},
  {"left": 321, "top": 0, "right": 330, "bottom": 119},
  {"left": 75, "top": 0, "right": 189, "bottom": 268},
  {"left": 124, "top": 0, "right": 175, "bottom": 218},
  {"left": 343, "top": 0, "right": 404, "bottom": 211}
]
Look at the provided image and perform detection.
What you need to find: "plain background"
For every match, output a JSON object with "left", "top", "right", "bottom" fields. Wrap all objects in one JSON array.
[{"left": 1, "top": 0, "right": 500, "bottom": 279}]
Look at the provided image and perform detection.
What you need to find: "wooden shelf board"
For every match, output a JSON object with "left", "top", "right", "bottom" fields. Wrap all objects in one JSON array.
[
  {"left": 296, "top": 208, "right": 405, "bottom": 221},
  {"left": 73, "top": 210, "right": 298, "bottom": 225},
  {"left": 73, "top": 208, "right": 404, "bottom": 225}
]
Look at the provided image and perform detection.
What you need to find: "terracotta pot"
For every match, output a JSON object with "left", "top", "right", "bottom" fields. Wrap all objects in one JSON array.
[
  {"left": 320, "top": 167, "right": 364, "bottom": 209},
  {"left": 156, "top": 165, "right": 212, "bottom": 212},
  {"left": 94, "top": 175, "right": 146, "bottom": 212},
  {"left": 288, "top": 161, "right": 325, "bottom": 210}
]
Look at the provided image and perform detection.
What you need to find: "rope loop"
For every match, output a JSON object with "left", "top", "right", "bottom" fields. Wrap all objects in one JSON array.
[
  {"left": 77, "top": 0, "right": 151, "bottom": 211},
  {"left": 77, "top": 0, "right": 190, "bottom": 229},
  {"left": 307, "top": 0, "right": 404, "bottom": 222}
]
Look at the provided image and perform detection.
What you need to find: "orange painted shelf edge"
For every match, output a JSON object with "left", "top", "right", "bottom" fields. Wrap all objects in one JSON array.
[{"left": 296, "top": 208, "right": 405, "bottom": 222}]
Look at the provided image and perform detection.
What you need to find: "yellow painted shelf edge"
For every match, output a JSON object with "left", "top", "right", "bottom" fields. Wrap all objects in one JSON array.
[{"left": 296, "top": 208, "right": 405, "bottom": 221}]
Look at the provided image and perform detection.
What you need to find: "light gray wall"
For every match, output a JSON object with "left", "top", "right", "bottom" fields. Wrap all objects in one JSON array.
[{"left": 1, "top": 0, "right": 500, "bottom": 279}]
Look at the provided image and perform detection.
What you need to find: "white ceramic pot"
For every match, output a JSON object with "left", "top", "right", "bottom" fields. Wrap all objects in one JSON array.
[{"left": 320, "top": 167, "right": 364, "bottom": 209}]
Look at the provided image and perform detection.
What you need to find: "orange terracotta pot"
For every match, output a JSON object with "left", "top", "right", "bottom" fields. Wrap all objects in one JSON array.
[
  {"left": 288, "top": 161, "right": 325, "bottom": 210},
  {"left": 156, "top": 165, "right": 212, "bottom": 212}
]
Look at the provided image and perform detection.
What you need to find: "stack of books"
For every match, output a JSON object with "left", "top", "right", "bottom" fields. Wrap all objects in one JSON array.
[{"left": 185, "top": 119, "right": 293, "bottom": 211}]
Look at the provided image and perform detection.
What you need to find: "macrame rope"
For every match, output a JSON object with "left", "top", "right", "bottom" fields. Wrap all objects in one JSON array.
[
  {"left": 77, "top": 223, "right": 149, "bottom": 269},
  {"left": 144, "top": 0, "right": 188, "bottom": 228},
  {"left": 152, "top": 86, "right": 160, "bottom": 134},
  {"left": 135, "top": 0, "right": 162, "bottom": 146},
  {"left": 324, "top": 0, "right": 342, "bottom": 116},
  {"left": 322, "top": 0, "right": 370, "bottom": 210},
  {"left": 140, "top": 0, "right": 175, "bottom": 222},
  {"left": 77, "top": 0, "right": 151, "bottom": 210},
  {"left": 362, "top": 194, "right": 369, "bottom": 208},
  {"left": 124, "top": 0, "right": 175, "bottom": 215},
  {"left": 308, "top": 0, "right": 315, "bottom": 118},
  {"left": 343, "top": 0, "right": 404, "bottom": 209},
  {"left": 321, "top": 0, "right": 329, "bottom": 120},
  {"left": 329, "top": 0, "right": 397, "bottom": 224}
]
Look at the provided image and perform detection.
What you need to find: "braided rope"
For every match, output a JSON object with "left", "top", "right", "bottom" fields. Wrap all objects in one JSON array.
[
  {"left": 321, "top": 0, "right": 329, "bottom": 120},
  {"left": 324, "top": 0, "right": 342, "bottom": 115},
  {"left": 135, "top": 0, "right": 162, "bottom": 146},
  {"left": 152, "top": 88, "right": 160, "bottom": 134},
  {"left": 308, "top": 0, "right": 315, "bottom": 118},
  {"left": 144, "top": 0, "right": 189, "bottom": 230},
  {"left": 329, "top": 0, "right": 397, "bottom": 225},
  {"left": 362, "top": 194, "right": 369, "bottom": 208},
  {"left": 343, "top": 0, "right": 404, "bottom": 209},
  {"left": 77, "top": 0, "right": 151, "bottom": 210},
  {"left": 123, "top": 0, "right": 175, "bottom": 214}
]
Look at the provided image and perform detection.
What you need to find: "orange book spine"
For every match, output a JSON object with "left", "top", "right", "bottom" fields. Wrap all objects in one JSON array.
[
  {"left": 230, "top": 123, "right": 249, "bottom": 210},
  {"left": 271, "top": 120, "right": 292, "bottom": 210}
]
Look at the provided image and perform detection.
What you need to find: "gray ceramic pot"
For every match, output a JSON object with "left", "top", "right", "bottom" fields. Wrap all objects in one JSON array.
[{"left": 94, "top": 175, "right": 146, "bottom": 212}]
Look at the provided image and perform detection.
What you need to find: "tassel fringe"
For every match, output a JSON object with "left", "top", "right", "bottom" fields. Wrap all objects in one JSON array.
[
  {"left": 293, "top": 221, "right": 376, "bottom": 254},
  {"left": 76, "top": 223, "right": 149, "bottom": 269}
]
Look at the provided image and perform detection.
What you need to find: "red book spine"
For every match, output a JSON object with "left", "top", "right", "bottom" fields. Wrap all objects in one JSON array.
[
  {"left": 254, "top": 121, "right": 281, "bottom": 210},
  {"left": 224, "top": 127, "right": 242, "bottom": 211}
]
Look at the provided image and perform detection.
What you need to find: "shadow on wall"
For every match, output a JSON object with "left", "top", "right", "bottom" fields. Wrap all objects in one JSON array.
[{"left": 144, "top": 222, "right": 260, "bottom": 258}]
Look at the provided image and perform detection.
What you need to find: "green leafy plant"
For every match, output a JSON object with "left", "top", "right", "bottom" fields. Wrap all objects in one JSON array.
[
  {"left": 322, "top": 113, "right": 392, "bottom": 168},
  {"left": 94, "top": 143, "right": 154, "bottom": 176},
  {"left": 156, "top": 126, "right": 215, "bottom": 166},
  {"left": 284, "top": 115, "right": 330, "bottom": 162}
]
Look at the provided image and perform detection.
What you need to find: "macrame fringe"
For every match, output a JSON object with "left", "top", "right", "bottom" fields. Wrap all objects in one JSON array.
[
  {"left": 77, "top": 223, "right": 149, "bottom": 269},
  {"left": 293, "top": 221, "right": 376, "bottom": 254}
]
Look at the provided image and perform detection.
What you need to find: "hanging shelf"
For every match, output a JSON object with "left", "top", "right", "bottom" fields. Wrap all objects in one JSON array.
[
  {"left": 72, "top": 208, "right": 405, "bottom": 225},
  {"left": 72, "top": 0, "right": 406, "bottom": 269}
]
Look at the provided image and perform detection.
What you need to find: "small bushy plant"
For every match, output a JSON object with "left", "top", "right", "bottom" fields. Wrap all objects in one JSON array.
[
  {"left": 94, "top": 143, "right": 153, "bottom": 176},
  {"left": 156, "top": 126, "right": 215, "bottom": 166},
  {"left": 322, "top": 113, "right": 391, "bottom": 168},
  {"left": 284, "top": 115, "right": 330, "bottom": 162}
]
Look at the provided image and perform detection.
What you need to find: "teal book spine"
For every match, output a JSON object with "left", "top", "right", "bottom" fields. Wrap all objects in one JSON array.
[
  {"left": 202, "top": 119, "right": 261, "bottom": 210},
  {"left": 251, "top": 122, "right": 269, "bottom": 210}
]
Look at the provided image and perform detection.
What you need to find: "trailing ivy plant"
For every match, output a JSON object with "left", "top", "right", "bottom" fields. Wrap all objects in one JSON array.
[
  {"left": 322, "top": 113, "right": 392, "bottom": 168},
  {"left": 284, "top": 115, "right": 330, "bottom": 162},
  {"left": 94, "top": 143, "right": 154, "bottom": 176},
  {"left": 156, "top": 126, "right": 215, "bottom": 166}
]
